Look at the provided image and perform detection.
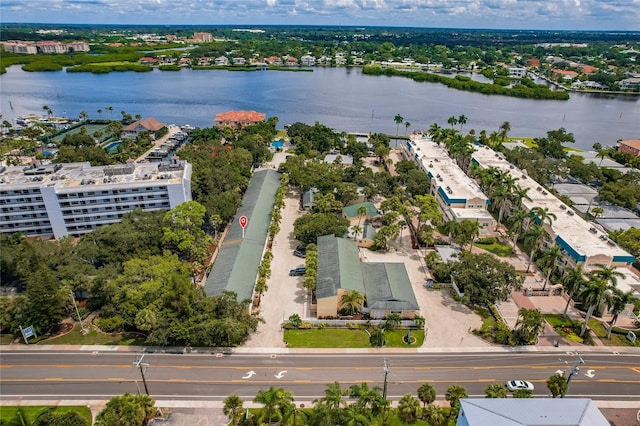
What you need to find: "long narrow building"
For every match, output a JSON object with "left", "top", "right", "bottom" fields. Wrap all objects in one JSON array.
[
  {"left": 471, "top": 145, "right": 635, "bottom": 268},
  {"left": 402, "top": 135, "right": 497, "bottom": 236},
  {"left": 0, "top": 160, "right": 192, "bottom": 239}
]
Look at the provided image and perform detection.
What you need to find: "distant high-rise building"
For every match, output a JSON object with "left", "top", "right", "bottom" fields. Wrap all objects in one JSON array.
[{"left": 193, "top": 32, "right": 213, "bottom": 43}]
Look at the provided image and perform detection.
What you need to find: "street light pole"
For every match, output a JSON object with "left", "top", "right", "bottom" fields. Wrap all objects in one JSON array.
[
  {"left": 70, "top": 291, "right": 87, "bottom": 334},
  {"left": 134, "top": 354, "right": 150, "bottom": 395},
  {"left": 563, "top": 352, "right": 585, "bottom": 397},
  {"left": 382, "top": 359, "right": 389, "bottom": 426}
]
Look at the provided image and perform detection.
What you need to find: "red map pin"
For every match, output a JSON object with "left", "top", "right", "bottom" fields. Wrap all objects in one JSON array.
[{"left": 239, "top": 215, "right": 248, "bottom": 228}]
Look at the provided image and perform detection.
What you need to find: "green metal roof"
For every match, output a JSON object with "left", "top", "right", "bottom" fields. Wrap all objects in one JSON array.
[
  {"left": 317, "top": 235, "right": 418, "bottom": 312},
  {"left": 342, "top": 202, "right": 380, "bottom": 219},
  {"left": 205, "top": 169, "right": 281, "bottom": 301},
  {"left": 363, "top": 263, "right": 419, "bottom": 311}
]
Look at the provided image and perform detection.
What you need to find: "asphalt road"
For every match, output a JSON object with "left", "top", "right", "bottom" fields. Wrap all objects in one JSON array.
[{"left": 1, "top": 351, "right": 639, "bottom": 402}]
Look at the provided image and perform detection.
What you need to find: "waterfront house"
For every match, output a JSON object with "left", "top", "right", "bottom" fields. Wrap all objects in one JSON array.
[
  {"left": 215, "top": 56, "right": 229, "bottom": 66},
  {"left": 122, "top": 117, "right": 166, "bottom": 139},
  {"left": 618, "top": 138, "right": 640, "bottom": 156},
  {"left": 214, "top": 110, "right": 266, "bottom": 129}
]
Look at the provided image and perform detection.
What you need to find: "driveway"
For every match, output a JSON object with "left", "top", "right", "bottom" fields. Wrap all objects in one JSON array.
[{"left": 242, "top": 186, "right": 306, "bottom": 348}]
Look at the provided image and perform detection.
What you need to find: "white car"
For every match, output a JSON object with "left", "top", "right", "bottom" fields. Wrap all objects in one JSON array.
[{"left": 506, "top": 380, "right": 534, "bottom": 392}]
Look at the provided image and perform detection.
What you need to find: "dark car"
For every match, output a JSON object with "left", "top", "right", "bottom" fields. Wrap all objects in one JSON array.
[
  {"left": 293, "top": 245, "right": 307, "bottom": 258},
  {"left": 289, "top": 267, "right": 306, "bottom": 276}
]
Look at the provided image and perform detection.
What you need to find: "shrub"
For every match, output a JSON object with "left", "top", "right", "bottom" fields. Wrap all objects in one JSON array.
[
  {"left": 347, "top": 322, "right": 360, "bottom": 330},
  {"left": 298, "top": 322, "right": 313, "bottom": 329},
  {"left": 477, "top": 237, "right": 497, "bottom": 245},
  {"left": 97, "top": 315, "right": 125, "bottom": 332}
]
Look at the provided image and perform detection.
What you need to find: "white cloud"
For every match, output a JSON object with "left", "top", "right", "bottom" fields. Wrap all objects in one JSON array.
[{"left": 0, "top": 0, "right": 638, "bottom": 29}]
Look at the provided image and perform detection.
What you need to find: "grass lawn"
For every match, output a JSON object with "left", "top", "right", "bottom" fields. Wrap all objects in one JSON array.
[
  {"left": 474, "top": 241, "right": 513, "bottom": 257},
  {"left": 544, "top": 314, "right": 588, "bottom": 344},
  {"left": 43, "top": 323, "right": 145, "bottom": 346},
  {"left": 588, "top": 318, "right": 639, "bottom": 347},
  {"left": 0, "top": 406, "right": 92, "bottom": 425},
  {"left": 284, "top": 328, "right": 425, "bottom": 348},
  {"left": 51, "top": 124, "right": 109, "bottom": 142}
]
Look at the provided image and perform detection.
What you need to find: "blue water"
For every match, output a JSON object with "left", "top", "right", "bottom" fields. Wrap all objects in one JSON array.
[
  {"left": 271, "top": 140, "right": 284, "bottom": 148},
  {"left": 1, "top": 66, "right": 638, "bottom": 150}
]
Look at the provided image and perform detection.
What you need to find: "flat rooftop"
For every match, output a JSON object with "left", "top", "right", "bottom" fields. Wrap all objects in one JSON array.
[
  {"left": 407, "top": 135, "right": 487, "bottom": 204},
  {"left": 471, "top": 146, "right": 633, "bottom": 262},
  {"left": 0, "top": 161, "right": 187, "bottom": 189}
]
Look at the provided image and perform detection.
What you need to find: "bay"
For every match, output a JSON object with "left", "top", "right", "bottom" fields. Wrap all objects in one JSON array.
[{"left": 1, "top": 66, "right": 638, "bottom": 150}]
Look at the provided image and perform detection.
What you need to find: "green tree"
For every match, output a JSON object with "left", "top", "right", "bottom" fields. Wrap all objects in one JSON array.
[
  {"left": 383, "top": 312, "right": 402, "bottom": 331},
  {"left": 547, "top": 373, "right": 568, "bottom": 398},
  {"left": 42, "top": 105, "right": 52, "bottom": 118},
  {"left": 417, "top": 383, "right": 436, "bottom": 407},
  {"left": 579, "top": 277, "right": 612, "bottom": 337},
  {"left": 513, "top": 308, "right": 545, "bottom": 345},
  {"left": 605, "top": 288, "right": 636, "bottom": 339},
  {"left": 162, "top": 201, "right": 213, "bottom": 266},
  {"left": 318, "top": 381, "right": 348, "bottom": 410},
  {"left": 450, "top": 251, "right": 524, "bottom": 306},
  {"left": 394, "top": 113, "right": 404, "bottom": 136},
  {"left": 25, "top": 267, "right": 66, "bottom": 336},
  {"left": 254, "top": 386, "right": 294, "bottom": 424},
  {"left": 499, "top": 121, "right": 511, "bottom": 142},
  {"left": 79, "top": 110, "right": 89, "bottom": 121},
  {"left": 349, "top": 382, "right": 386, "bottom": 416},
  {"left": 513, "top": 388, "right": 533, "bottom": 398},
  {"left": 370, "top": 326, "right": 385, "bottom": 347},
  {"left": 484, "top": 383, "right": 508, "bottom": 398},
  {"left": 538, "top": 245, "right": 563, "bottom": 291},
  {"left": 223, "top": 394, "right": 244, "bottom": 426},
  {"left": 293, "top": 213, "right": 349, "bottom": 245},
  {"left": 95, "top": 393, "right": 155, "bottom": 426},
  {"left": 445, "top": 385, "right": 467, "bottom": 415},
  {"left": 422, "top": 404, "right": 445, "bottom": 425},
  {"left": 35, "top": 410, "right": 87, "bottom": 426},
  {"left": 458, "top": 114, "right": 467, "bottom": 131},
  {"left": 524, "top": 224, "right": 546, "bottom": 273},
  {"left": 339, "top": 290, "right": 365, "bottom": 316},
  {"left": 560, "top": 265, "right": 587, "bottom": 317},
  {"left": 397, "top": 393, "right": 421, "bottom": 424},
  {"left": 288, "top": 313, "right": 302, "bottom": 328},
  {"left": 534, "top": 127, "right": 575, "bottom": 159}
]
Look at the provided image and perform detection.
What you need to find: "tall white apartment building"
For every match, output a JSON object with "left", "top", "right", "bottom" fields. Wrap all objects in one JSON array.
[
  {"left": 402, "top": 135, "right": 497, "bottom": 236},
  {"left": 0, "top": 160, "right": 192, "bottom": 239}
]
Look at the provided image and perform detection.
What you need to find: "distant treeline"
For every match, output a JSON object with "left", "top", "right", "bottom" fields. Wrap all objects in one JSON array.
[{"left": 363, "top": 66, "right": 570, "bottom": 100}]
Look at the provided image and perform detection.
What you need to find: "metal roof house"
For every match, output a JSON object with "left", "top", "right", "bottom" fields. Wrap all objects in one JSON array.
[
  {"left": 456, "top": 398, "right": 609, "bottom": 426},
  {"left": 342, "top": 202, "right": 380, "bottom": 225},
  {"left": 316, "top": 235, "right": 419, "bottom": 319},
  {"left": 204, "top": 169, "right": 281, "bottom": 307}
]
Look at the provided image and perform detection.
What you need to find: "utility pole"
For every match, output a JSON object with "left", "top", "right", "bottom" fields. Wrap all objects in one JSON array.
[
  {"left": 133, "top": 354, "right": 150, "bottom": 395},
  {"left": 563, "top": 352, "right": 585, "bottom": 397},
  {"left": 70, "top": 291, "right": 87, "bottom": 334},
  {"left": 382, "top": 359, "right": 389, "bottom": 426}
]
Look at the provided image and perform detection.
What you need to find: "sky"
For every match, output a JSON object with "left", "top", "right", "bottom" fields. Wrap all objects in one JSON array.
[{"left": 1, "top": 0, "right": 639, "bottom": 31}]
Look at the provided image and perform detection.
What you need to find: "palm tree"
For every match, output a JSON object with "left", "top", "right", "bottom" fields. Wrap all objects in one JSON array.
[
  {"left": 547, "top": 373, "right": 568, "bottom": 398},
  {"left": 579, "top": 276, "right": 613, "bottom": 337},
  {"left": 417, "top": 383, "right": 436, "bottom": 407},
  {"left": 97, "top": 108, "right": 103, "bottom": 118},
  {"left": 351, "top": 224, "right": 363, "bottom": 240},
  {"left": 397, "top": 393, "right": 421, "bottom": 425},
  {"left": 491, "top": 184, "right": 513, "bottom": 226},
  {"left": 589, "top": 264, "right": 624, "bottom": 288},
  {"left": 369, "top": 326, "right": 385, "bottom": 347},
  {"left": 560, "top": 265, "right": 587, "bottom": 317},
  {"left": 457, "top": 114, "right": 467, "bottom": 131},
  {"left": 383, "top": 312, "right": 402, "bottom": 331},
  {"left": 447, "top": 116, "right": 458, "bottom": 128},
  {"left": 349, "top": 382, "right": 385, "bottom": 416},
  {"left": 357, "top": 205, "right": 368, "bottom": 229},
  {"left": 42, "top": 105, "right": 53, "bottom": 118},
  {"left": 253, "top": 386, "right": 293, "bottom": 424},
  {"left": 499, "top": 121, "right": 511, "bottom": 141},
  {"left": 530, "top": 206, "right": 557, "bottom": 228},
  {"left": 106, "top": 106, "right": 114, "bottom": 118},
  {"left": 507, "top": 208, "right": 531, "bottom": 250},
  {"left": 404, "top": 121, "right": 411, "bottom": 135},
  {"left": 539, "top": 245, "right": 563, "bottom": 290},
  {"left": 79, "top": 110, "right": 89, "bottom": 121},
  {"left": 514, "top": 308, "right": 545, "bottom": 344},
  {"left": 511, "top": 185, "right": 531, "bottom": 209},
  {"left": 339, "top": 290, "right": 364, "bottom": 316},
  {"left": 429, "top": 123, "right": 442, "bottom": 144},
  {"left": 605, "top": 288, "right": 635, "bottom": 339},
  {"left": 394, "top": 113, "right": 404, "bottom": 136},
  {"left": 340, "top": 404, "right": 370, "bottom": 426},
  {"left": 445, "top": 385, "right": 467, "bottom": 416},
  {"left": 524, "top": 224, "right": 546, "bottom": 273},
  {"left": 484, "top": 383, "right": 508, "bottom": 398},
  {"left": 319, "top": 381, "right": 348, "bottom": 410},
  {"left": 223, "top": 395, "right": 244, "bottom": 426},
  {"left": 422, "top": 404, "right": 445, "bottom": 426},
  {"left": 443, "top": 219, "right": 461, "bottom": 245},
  {"left": 591, "top": 206, "right": 604, "bottom": 219}
]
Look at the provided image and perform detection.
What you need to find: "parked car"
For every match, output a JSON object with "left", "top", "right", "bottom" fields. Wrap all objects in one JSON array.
[
  {"left": 293, "top": 245, "right": 307, "bottom": 258},
  {"left": 289, "top": 266, "right": 306, "bottom": 276},
  {"left": 505, "top": 380, "right": 534, "bottom": 392}
]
